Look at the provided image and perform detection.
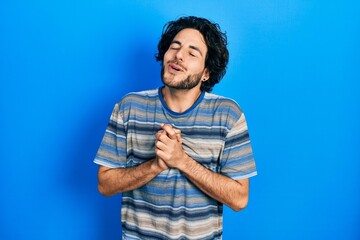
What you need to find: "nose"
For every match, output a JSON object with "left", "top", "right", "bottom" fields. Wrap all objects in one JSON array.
[{"left": 175, "top": 48, "right": 184, "bottom": 62}]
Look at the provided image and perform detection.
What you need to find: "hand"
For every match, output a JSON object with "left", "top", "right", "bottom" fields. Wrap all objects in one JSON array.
[
  {"left": 158, "top": 124, "right": 182, "bottom": 142},
  {"left": 155, "top": 124, "right": 188, "bottom": 169},
  {"left": 153, "top": 155, "right": 168, "bottom": 171}
]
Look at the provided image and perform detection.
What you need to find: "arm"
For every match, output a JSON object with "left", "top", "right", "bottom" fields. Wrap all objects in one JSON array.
[
  {"left": 155, "top": 124, "right": 249, "bottom": 211},
  {"left": 179, "top": 158, "right": 249, "bottom": 211},
  {"left": 97, "top": 157, "right": 167, "bottom": 197}
]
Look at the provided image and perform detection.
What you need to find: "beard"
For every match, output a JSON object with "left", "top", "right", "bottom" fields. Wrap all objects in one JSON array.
[{"left": 161, "top": 66, "right": 203, "bottom": 90}]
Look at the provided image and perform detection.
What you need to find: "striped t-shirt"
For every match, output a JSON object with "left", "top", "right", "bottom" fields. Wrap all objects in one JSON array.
[{"left": 94, "top": 87, "right": 257, "bottom": 240}]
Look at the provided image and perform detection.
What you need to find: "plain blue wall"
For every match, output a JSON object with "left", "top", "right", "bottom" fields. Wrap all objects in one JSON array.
[{"left": 1, "top": 1, "right": 359, "bottom": 239}]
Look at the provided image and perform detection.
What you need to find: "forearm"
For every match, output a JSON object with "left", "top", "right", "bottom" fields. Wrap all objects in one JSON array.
[
  {"left": 180, "top": 156, "right": 249, "bottom": 211},
  {"left": 98, "top": 159, "right": 165, "bottom": 197},
  {"left": 156, "top": 124, "right": 249, "bottom": 211}
]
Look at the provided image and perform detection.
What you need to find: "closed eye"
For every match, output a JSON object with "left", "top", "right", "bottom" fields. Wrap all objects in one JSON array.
[
  {"left": 169, "top": 42, "right": 181, "bottom": 50},
  {"left": 189, "top": 52, "right": 198, "bottom": 57}
]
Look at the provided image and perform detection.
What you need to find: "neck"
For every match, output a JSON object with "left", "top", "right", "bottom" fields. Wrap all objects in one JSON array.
[{"left": 161, "top": 86, "right": 202, "bottom": 113}]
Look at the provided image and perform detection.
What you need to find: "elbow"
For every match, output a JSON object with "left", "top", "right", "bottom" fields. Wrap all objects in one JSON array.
[
  {"left": 97, "top": 166, "right": 120, "bottom": 197},
  {"left": 233, "top": 202, "right": 248, "bottom": 212},
  {"left": 230, "top": 196, "right": 249, "bottom": 212},
  {"left": 98, "top": 182, "right": 113, "bottom": 197}
]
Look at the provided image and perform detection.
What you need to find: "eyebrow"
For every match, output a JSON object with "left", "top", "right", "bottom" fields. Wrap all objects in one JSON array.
[{"left": 171, "top": 40, "right": 203, "bottom": 56}]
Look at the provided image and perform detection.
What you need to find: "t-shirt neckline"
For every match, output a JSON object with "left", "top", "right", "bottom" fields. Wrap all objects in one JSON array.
[{"left": 158, "top": 86, "right": 205, "bottom": 116}]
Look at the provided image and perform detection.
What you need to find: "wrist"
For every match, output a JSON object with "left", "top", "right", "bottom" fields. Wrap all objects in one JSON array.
[
  {"left": 178, "top": 154, "right": 193, "bottom": 172},
  {"left": 151, "top": 157, "right": 168, "bottom": 173}
]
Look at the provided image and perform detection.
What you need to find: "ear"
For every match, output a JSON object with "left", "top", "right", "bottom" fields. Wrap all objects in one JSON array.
[{"left": 202, "top": 68, "right": 210, "bottom": 82}]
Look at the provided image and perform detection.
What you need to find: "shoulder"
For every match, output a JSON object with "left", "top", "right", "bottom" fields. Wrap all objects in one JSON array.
[
  {"left": 120, "top": 89, "right": 158, "bottom": 103},
  {"left": 109, "top": 89, "right": 159, "bottom": 120},
  {"left": 203, "top": 92, "right": 243, "bottom": 117},
  {"left": 114, "top": 88, "right": 159, "bottom": 109}
]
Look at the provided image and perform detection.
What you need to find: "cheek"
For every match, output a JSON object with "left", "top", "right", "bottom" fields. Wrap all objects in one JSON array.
[
  {"left": 189, "top": 61, "right": 206, "bottom": 73},
  {"left": 163, "top": 50, "right": 172, "bottom": 62}
]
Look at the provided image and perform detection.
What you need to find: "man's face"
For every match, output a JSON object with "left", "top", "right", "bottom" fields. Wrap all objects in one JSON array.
[{"left": 162, "top": 28, "right": 209, "bottom": 90}]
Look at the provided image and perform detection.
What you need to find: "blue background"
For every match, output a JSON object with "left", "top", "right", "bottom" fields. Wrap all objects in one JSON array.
[{"left": 1, "top": 1, "right": 359, "bottom": 239}]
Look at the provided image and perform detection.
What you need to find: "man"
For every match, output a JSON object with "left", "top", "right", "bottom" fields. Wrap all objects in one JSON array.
[{"left": 94, "top": 16, "right": 257, "bottom": 240}]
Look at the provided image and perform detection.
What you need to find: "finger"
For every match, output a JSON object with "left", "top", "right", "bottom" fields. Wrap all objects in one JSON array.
[
  {"left": 155, "top": 144, "right": 170, "bottom": 162},
  {"left": 155, "top": 130, "right": 165, "bottom": 140},
  {"left": 174, "top": 129, "right": 182, "bottom": 143},
  {"left": 155, "top": 149, "right": 168, "bottom": 162},
  {"left": 155, "top": 137, "right": 167, "bottom": 150},
  {"left": 161, "top": 124, "right": 177, "bottom": 140},
  {"left": 156, "top": 129, "right": 172, "bottom": 142}
]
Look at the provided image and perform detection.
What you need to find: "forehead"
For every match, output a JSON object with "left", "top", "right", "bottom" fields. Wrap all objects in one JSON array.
[{"left": 172, "top": 28, "right": 207, "bottom": 51}]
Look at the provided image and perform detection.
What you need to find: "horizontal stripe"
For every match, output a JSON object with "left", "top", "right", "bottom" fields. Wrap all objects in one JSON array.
[{"left": 123, "top": 221, "right": 222, "bottom": 240}]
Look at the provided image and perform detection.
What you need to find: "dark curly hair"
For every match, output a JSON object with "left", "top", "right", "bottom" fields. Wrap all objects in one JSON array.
[{"left": 155, "top": 16, "right": 229, "bottom": 92}]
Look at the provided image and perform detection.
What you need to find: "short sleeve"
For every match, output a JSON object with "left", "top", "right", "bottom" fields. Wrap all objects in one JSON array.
[
  {"left": 93, "top": 103, "right": 127, "bottom": 168},
  {"left": 220, "top": 113, "right": 257, "bottom": 180}
]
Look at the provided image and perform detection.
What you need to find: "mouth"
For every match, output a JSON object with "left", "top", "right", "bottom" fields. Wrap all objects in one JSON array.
[{"left": 168, "top": 62, "right": 185, "bottom": 72}]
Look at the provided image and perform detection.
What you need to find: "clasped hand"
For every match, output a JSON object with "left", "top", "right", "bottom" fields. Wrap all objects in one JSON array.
[{"left": 155, "top": 124, "right": 188, "bottom": 170}]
